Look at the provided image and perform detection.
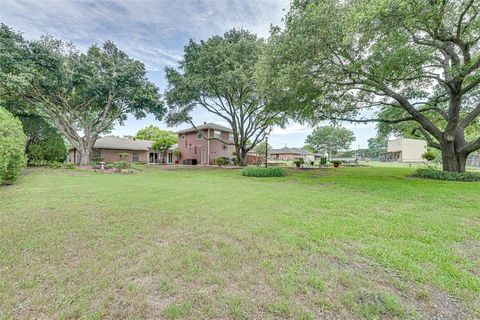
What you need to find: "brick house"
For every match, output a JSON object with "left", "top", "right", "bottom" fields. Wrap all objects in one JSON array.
[
  {"left": 68, "top": 136, "right": 178, "bottom": 164},
  {"left": 176, "top": 123, "right": 235, "bottom": 165}
]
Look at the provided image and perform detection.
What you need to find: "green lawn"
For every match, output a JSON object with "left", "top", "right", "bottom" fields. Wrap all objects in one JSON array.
[{"left": 1, "top": 166, "right": 479, "bottom": 319}]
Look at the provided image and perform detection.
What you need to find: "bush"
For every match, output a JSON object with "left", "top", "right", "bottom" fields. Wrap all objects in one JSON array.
[
  {"left": 331, "top": 160, "right": 342, "bottom": 167},
  {"left": 411, "top": 168, "right": 480, "bottom": 182},
  {"left": 91, "top": 156, "right": 103, "bottom": 162},
  {"left": 113, "top": 161, "right": 130, "bottom": 170},
  {"left": 48, "top": 161, "right": 63, "bottom": 169},
  {"left": 215, "top": 157, "right": 226, "bottom": 166},
  {"left": 242, "top": 167, "right": 287, "bottom": 177},
  {"left": 422, "top": 151, "right": 436, "bottom": 162},
  {"left": 0, "top": 107, "right": 27, "bottom": 185},
  {"left": 104, "top": 163, "right": 114, "bottom": 170},
  {"left": 64, "top": 162, "right": 75, "bottom": 169}
]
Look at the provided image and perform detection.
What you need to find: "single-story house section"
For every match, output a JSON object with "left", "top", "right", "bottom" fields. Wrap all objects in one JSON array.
[
  {"left": 382, "top": 138, "right": 427, "bottom": 162},
  {"left": 68, "top": 136, "right": 179, "bottom": 164},
  {"left": 176, "top": 122, "right": 235, "bottom": 165},
  {"left": 269, "top": 147, "right": 315, "bottom": 162}
]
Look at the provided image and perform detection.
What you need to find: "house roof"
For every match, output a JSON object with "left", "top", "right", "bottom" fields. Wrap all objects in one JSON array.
[
  {"left": 93, "top": 136, "right": 153, "bottom": 151},
  {"left": 176, "top": 123, "right": 233, "bottom": 134},
  {"left": 270, "top": 147, "right": 314, "bottom": 155}
]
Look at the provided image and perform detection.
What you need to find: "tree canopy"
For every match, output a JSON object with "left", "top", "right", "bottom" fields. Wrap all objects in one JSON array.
[
  {"left": 305, "top": 125, "right": 355, "bottom": 156},
  {"left": 164, "top": 29, "right": 286, "bottom": 165},
  {"left": 135, "top": 125, "right": 177, "bottom": 141},
  {"left": 0, "top": 24, "right": 164, "bottom": 165},
  {"left": 262, "top": 0, "right": 480, "bottom": 172}
]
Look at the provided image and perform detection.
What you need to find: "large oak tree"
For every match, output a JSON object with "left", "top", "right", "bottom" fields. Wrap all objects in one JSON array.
[
  {"left": 0, "top": 24, "right": 164, "bottom": 165},
  {"left": 261, "top": 0, "right": 480, "bottom": 172},
  {"left": 164, "top": 29, "right": 286, "bottom": 166}
]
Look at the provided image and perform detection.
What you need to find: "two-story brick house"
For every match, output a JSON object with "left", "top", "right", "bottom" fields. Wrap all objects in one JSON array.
[{"left": 177, "top": 123, "right": 235, "bottom": 165}]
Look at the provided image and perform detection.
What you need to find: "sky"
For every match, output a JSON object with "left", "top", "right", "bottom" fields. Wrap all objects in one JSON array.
[{"left": 1, "top": 0, "right": 377, "bottom": 148}]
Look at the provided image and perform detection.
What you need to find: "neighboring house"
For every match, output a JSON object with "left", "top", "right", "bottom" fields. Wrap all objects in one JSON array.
[
  {"left": 68, "top": 136, "right": 178, "bottom": 164},
  {"left": 269, "top": 147, "right": 315, "bottom": 162},
  {"left": 382, "top": 138, "right": 426, "bottom": 162},
  {"left": 176, "top": 123, "right": 235, "bottom": 165}
]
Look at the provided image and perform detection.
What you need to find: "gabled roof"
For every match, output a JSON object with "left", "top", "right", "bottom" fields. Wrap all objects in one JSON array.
[
  {"left": 176, "top": 123, "right": 233, "bottom": 134},
  {"left": 270, "top": 147, "right": 313, "bottom": 155},
  {"left": 93, "top": 136, "right": 153, "bottom": 151}
]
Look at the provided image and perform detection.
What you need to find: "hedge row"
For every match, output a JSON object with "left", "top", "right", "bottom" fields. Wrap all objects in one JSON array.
[
  {"left": 242, "top": 166, "right": 287, "bottom": 177},
  {"left": 0, "top": 107, "right": 27, "bottom": 185},
  {"left": 411, "top": 168, "right": 480, "bottom": 182}
]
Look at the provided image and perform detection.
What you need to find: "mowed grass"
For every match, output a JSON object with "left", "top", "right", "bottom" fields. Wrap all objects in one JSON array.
[{"left": 0, "top": 166, "right": 479, "bottom": 319}]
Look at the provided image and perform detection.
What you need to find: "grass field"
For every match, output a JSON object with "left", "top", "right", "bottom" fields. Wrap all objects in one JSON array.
[{"left": 1, "top": 166, "right": 479, "bottom": 319}]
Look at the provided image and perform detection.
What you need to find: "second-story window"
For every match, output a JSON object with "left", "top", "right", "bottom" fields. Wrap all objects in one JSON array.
[
  {"left": 184, "top": 140, "right": 187, "bottom": 148},
  {"left": 181, "top": 133, "right": 186, "bottom": 140},
  {"left": 194, "top": 146, "right": 197, "bottom": 154},
  {"left": 213, "top": 130, "right": 221, "bottom": 139},
  {"left": 197, "top": 131, "right": 203, "bottom": 139},
  {"left": 228, "top": 133, "right": 234, "bottom": 142}
]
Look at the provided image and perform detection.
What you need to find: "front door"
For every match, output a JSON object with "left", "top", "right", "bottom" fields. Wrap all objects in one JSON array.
[
  {"left": 167, "top": 152, "right": 173, "bottom": 164},
  {"left": 201, "top": 148, "right": 207, "bottom": 164}
]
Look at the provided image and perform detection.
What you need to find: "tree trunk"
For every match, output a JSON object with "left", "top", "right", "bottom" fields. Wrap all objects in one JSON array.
[
  {"left": 440, "top": 141, "right": 467, "bottom": 172},
  {"left": 78, "top": 144, "right": 91, "bottom": 166},
  {"left": 236, "top": 146, "right": 247, "bottom": 166}
]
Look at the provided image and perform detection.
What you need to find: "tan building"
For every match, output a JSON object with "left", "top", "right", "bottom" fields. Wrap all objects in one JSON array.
[
  {"left": 68, "top": 136, "right": 178, "bottom": 164},
  {"left": 384, "top": 138, "right": 427, "bottom": 162}
]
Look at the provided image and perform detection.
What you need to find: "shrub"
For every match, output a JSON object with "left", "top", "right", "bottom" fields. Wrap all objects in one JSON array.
[
  {"left": 0, "top": 107, "right": 27, "bottom": 185},
  {"left": 113, "top": 161, "right": 130, "bottom": 170},
  {"left": 294, "top": 160, "right": 301, "bottom": 167},
  {"left": 91, "top": 156, "right": 103, "bottom": 162},
  {"left": 48, "top": 161, "right": 63, "bottom": 169},
  {"left": 242, "top": 167, "right": 287, "bottom": 177},
  {"left": 422, "top": 151, "right": 436, "bottom": 162},
  {"left": 411, "top": 168, "right": 480, "bottom": 182},
  {"left": 331, "top": 160, "right": 342, "bottom": 167},
  {"left": 118, "top": 152, "right": 129, "bottom": 160},
  {"left": 104, "top": 163, "right": 114, "bottom": 170},
  {"left": 64, "top": 162, "right": 75, "bottom": 169},
  {"left": 215, "top": 157, "right": 226, "bottom": 166}
]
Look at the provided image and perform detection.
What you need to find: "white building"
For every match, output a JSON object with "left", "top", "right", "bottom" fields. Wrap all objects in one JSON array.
[{"left": 384, "top": 138, "right": 427, "bottom": 162}]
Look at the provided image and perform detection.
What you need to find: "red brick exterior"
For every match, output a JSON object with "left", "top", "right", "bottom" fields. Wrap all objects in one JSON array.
[
  {"left": 68, "top": 148, "right": 150, "bottom": 164},
  {"left": 178, "top": 129, "right": 235, "bottom": 164}
]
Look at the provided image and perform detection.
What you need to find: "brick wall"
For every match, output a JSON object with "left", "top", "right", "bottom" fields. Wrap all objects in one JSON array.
[{"left": 178, "top": 129, "right": 235, "bottom": 164}]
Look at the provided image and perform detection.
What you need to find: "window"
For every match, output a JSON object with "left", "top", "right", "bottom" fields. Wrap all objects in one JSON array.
[
  {"left": 228, "top": 133, "right": 234, "bottom": 142},
  {"left": 213, "top": 130, "right": 221, "bottom": 139},
  {"left": 93, "top": 149, "right": 101, "bottom": 158},
  {"left": 194, "top": 146, "right": 197, "bottom": 154},
  {"left": 181, "top": 133, "right": 186, "bottom": 140},
  {"left": 132, "top": 151, "right": 139, "bottom": 162},
  {"left": 184, "top": 140, "right": 187, "bottom": 148},
  {"left": 197, "top": 131, "right": 203, "bottom": 139}
]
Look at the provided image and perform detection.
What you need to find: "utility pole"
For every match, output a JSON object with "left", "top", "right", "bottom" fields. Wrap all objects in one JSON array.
[{"left": 265, "top": 136, "right": 268, "bottom": 168}]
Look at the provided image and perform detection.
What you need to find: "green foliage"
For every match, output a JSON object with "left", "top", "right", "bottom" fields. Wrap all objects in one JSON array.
[
  {"left": 17, "top": 115, "right": 66, "bottom": 165},
  {"left": 173, "top": 148, "right": 181, "bottom": 158},
  {"left": 151, "top": 131, "right": 178, "bottom": 152},
  {"left": 0, "top": 107, "right": 27, "bottom": 185},
  {"left": 331, "top": 160, "right": 342, "bottom": 167},
  {"left": 261, "top": 0, "right": 480, "bottom": 172},
  {"left": 0, "top": 24, "right": 164, "bottom": 165},
  {"left": 305, "top": 126, "right": 355, "bottom": 156},
  {"left": 365, "top": 137, "right": 387, "bottom": 158},
  {"left": 136, "top": 125, "right": 177, "bottom": 142},
  {"left": 104, "top": 163, "right": 114, "bottom": 170},
  {"left": 242, "top": 167, "right": 286, "bottom": 177},
  {"left": 113, "top": 161, "right": 130, "bottom": 170},
  {"left": 48, "top": 161, "right": 63, "bottom": 169},
  {"left": 91, "top": 156, "right": 103, "bottom": 162},
  {"left": 215, "top": 157, "right": 226, "bottom": 166},
  {"left": 412, "top": 168, "right": 480, "bottom": 182},
  {"left": 64, "top": 162, "right": 74, "bottom": 169},
  {"left": 422, "top": 151, "right": 436, "bottom": 162},
  {"left": 164, "top": 28, "right": 286, "bottom": 165}
]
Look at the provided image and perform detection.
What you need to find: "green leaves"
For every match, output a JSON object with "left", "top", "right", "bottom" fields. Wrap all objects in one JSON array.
[{"left": 305, "top": 125, "right": 355, "bottom": 156}]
